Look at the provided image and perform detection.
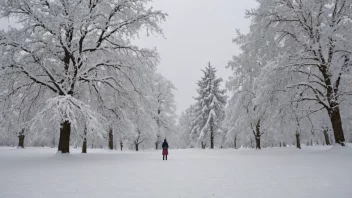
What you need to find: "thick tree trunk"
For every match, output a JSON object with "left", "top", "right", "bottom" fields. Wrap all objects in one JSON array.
[
  {"left": 324, "top": 130, "right": 331, "bottom": 145},
  {"left": 210, "top": 124, "right": 214, "bottom": 149},
  {"left": 296, "top": 133, "right": 301, "bottom": 149},
  {"left": 329, "top": 107, "right": 345, "bottom": 146},
  {"left": 255, "top": 135, "right": 261, "bottom": 149},
  {"left": 58, "top": 120, "right": 71, "bottom": 154},
  {"left": 234, "top": 135, "right": 237, "bottom": 149},
  {"left": 120, "top": 141, "right": 123, "bottom": 151},
  {"left": 135, "top": 143, "right": 139, "bottom": 151},
  {"left": 18, "top": 132, "right": 25, "bottom": 148},
  {"left": 108, "top": 128, "right": 113, "bottom": 150}
]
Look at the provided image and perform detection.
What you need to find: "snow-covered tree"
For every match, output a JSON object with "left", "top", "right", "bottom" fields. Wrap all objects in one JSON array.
[
  {"left": 191, "top": 63, "right": 227, "bottom": 149},
  {"left": 0, "top": 76, "right": 46, "bottom": 148},
  {"left": 152, "top": 74, "right": 177, "bottom": 149},
  {"left": 177, "top": 104, "right": 196, "bottom": 148},
  {"left": 128, "top": 103, "right": 157, "bottom": 151},
  {"left": 225, "top": 27, "right": 281, "bottom": 149},
  {"left": 242, "top": 0, "right": 352, "bottom": 146},
  {"left": 225, "top": 0, "right": 352, "bottom": 148},
  {"left": 0, "top": 0, "right": 166, "bottom": 153}
]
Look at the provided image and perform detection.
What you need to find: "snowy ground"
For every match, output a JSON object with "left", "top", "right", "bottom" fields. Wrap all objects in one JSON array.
[{"left": 1, "top": 145, "right": 352, "bottom": 198}]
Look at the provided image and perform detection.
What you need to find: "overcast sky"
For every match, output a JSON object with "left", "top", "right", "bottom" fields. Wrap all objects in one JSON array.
[{"left": 136, "top": 0, "right": 258, "bottom": 115}]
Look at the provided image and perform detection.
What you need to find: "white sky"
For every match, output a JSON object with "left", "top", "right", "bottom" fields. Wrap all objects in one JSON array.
[
  {"left": 136, "top": 0, "right": 258, "bottom": 115},
  {"left": 0, "top": 0, "right": 258, "bottom": 115}
]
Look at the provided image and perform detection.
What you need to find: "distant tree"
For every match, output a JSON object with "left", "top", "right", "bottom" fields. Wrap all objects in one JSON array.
[
  {"left": 178, "top": 104, "right": 196, "bottom": 148},
  {"left": 152, "top": 74, "right": 177, "bottom": 149},
  {"left": 191, "top": 63, "right": 227, "bottom": 149}
]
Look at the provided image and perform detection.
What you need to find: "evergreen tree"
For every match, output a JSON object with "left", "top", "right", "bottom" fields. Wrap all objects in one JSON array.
[{"left": 191, "top": 63, "right": 227, "bottom": 149}]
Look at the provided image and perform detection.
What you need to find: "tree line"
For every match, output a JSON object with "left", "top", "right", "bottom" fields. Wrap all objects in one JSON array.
[
  {"left": 1, "top": 0, "right": 352, "bottom": 152},
  {"left": 0, "top": 0, "right": 178, "bottom": 153},
  {"left": 178, "top": 0, "right": 352, "bottom": 149}
]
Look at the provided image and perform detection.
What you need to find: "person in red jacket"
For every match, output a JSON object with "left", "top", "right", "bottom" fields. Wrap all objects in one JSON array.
[{"left": 162, "top": 139, "right": 169, "bottom": 160}]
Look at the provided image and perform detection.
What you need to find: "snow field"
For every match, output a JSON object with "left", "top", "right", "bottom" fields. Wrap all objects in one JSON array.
[{"left": 0, "top": 146, "right": 351, "bottom": 198}]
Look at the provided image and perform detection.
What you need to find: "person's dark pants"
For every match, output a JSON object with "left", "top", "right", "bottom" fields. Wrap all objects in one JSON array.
[{"left": 163, "top": 155, "right": 167, "bottom": 160}]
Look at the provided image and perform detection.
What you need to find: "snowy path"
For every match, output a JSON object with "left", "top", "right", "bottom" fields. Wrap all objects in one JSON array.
[{"left": 0, "top": 146, "right": 351, "bottom": 198}]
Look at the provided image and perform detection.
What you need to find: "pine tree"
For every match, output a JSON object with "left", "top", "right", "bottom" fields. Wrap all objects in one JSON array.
[{"left": 191, "top": 63, "right": 227, "bottom": 149}]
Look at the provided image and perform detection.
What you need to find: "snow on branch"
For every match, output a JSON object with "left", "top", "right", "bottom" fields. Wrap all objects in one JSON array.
[{"left": 29, "top": 96, "right": 107, "bottom": 139}]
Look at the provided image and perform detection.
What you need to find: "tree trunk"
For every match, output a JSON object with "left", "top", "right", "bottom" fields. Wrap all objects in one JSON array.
[
  {"left": 58, "top": 120, "right": 71, "bottom": 154},
  {"left": 18, "top": 132, "right": 25, "bottom": 148},
  {"left": 295, "top": 133, "right": 301, "bottom": 149},
  {"left": 135, "top": 143, "right": 139, "bottom": 151},
  {"left": 311, "top": 139, "right": 313, "bottom": 146},
  {"left": 201, "top": 141, "right": 206, "bottom": 149},
  {"left": 108, "top": 128, "right": 113, "bottom": 150},
  {"left": 82, "top": 138, "right": 87, "bottom": 153},
  {"left": 51, "top": 136, "right": 56, "bottom": 148},
  {"left": 329, "top": 107, "right": 345, "bottom": 145},
  {"left": 155, "top": 142, "right": 159, "bottom": 150},
  {"left": 82, "top": 127, "right": 87, "bottom": 153},
  {"left": 254, "top": 120, "right": 261, "bottom": 149},
  {"left": 255, "top": 135, "right": 261, "bottom": 149},
  {"left": 280, "top": 142, "right": 282, "bottom": 147},
  {"left": 234, "top": 135, "right": 237, "bottom": 149},
  {"left": 120, "top": 141, "right": 123, "bottom": 151},
  {"left": 210, "top": 124, "right": 214, "bottom": 149},
  {"left": 324, "top": 130, "right": 331, "bottom": 145}
]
